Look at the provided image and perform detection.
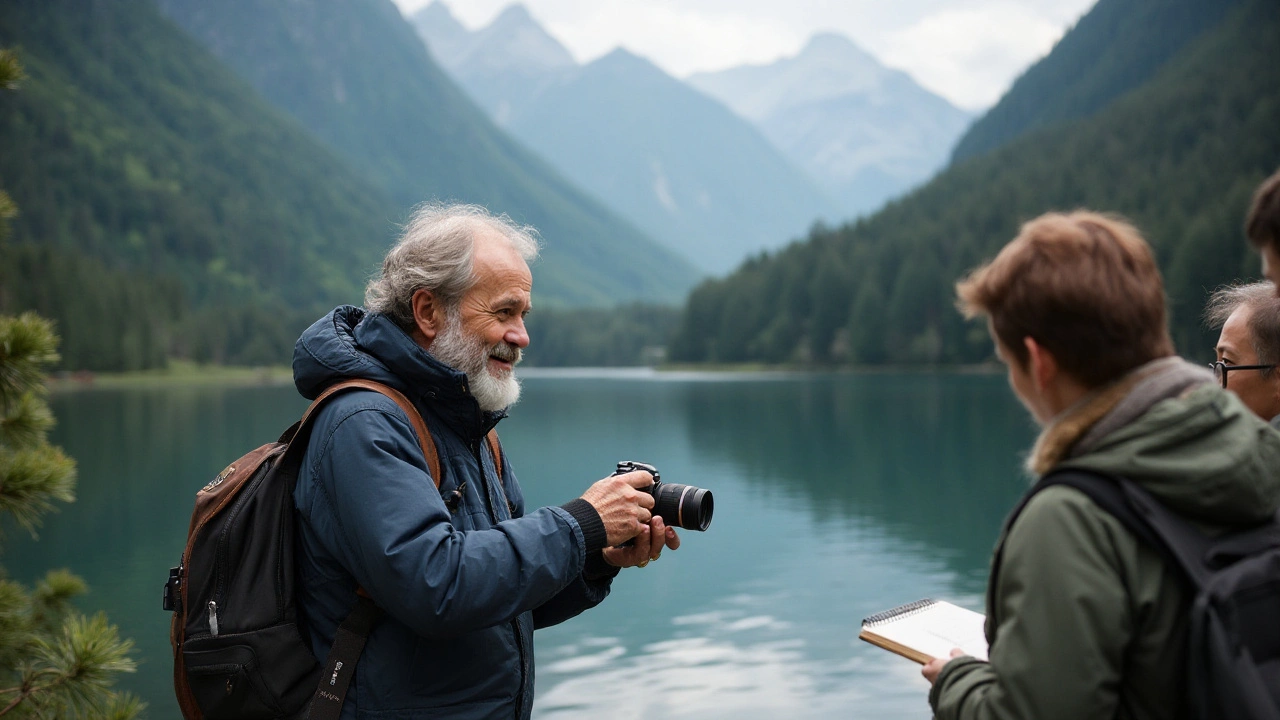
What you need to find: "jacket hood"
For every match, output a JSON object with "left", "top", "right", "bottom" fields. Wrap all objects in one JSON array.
[
  {"left": 292, "top": 305, "right": 505, "bottom": 438},
  {"left": 1058, "top": 363, "right": 1280, "bottom": 527}
]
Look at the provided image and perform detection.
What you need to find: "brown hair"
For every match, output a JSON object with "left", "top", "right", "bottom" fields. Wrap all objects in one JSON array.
[
  {"left": 1246, "top": 168, "right": 1280, "bottom": 251},
  {"left": 1204, "top": 281, "right": 1280, "bottom": 374},
  {"left": 956, "top": 211, "right": 1174, "bottom": 388}
]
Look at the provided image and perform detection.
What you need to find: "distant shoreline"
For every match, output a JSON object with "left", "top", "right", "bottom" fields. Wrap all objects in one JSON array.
[
  {"left": 46, "top": 361, "right": 294, "bottom": 392},
  {"left": 47, "top": 360, "right": 1003, "bottom": 392}
]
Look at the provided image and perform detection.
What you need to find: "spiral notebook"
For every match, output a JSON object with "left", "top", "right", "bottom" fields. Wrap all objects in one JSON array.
[{"left": 859, "top": 599, "right": 988, "bottom": 665}]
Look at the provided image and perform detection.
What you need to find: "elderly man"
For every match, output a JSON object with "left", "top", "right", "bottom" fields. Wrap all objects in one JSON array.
[
  {"left": 922, "top": 211, "right": 1280, "bottom": 719},
  {"left": 1204, "top": 281, "right": 1280, "bottom": 424},
  {"left": 291, "top": 204, "right": 679, "bottom": 719}
]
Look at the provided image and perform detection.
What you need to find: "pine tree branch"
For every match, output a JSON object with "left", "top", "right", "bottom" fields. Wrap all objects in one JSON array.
[
  {"left": 0, "top": 314, "right": 60, "bottom": 410},
  {"left": 0, "top": 444, "right": 77, "bottom": 539}
]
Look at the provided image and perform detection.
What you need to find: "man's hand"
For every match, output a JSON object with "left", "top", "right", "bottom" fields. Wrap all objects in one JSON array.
[
  {"left": 603, "top": 516, "right": 681, "bottom": 568},
  {"left": 580, "top": 470, "right": 656, "bottom": 546},
  {"left": 922, "top": 648, "right": 966, "bottom": 685}
]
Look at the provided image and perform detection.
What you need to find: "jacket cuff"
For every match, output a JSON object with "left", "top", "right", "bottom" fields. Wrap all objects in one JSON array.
[
  {"left": 928, "top": 655, "right": 984, "bottom": 713},
  {"left": 583, "top": 550, "right": 621, "bottom": 582},
  {"left": 560, "top": 498, "right": 608, "bottom": 554}
]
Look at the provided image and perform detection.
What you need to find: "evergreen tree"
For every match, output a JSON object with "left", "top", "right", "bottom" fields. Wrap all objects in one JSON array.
[{"left": 0, "top": 50, "right": 142, "bottom": 720}]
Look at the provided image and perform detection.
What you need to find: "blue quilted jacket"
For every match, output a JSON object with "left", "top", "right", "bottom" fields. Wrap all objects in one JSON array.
[{"left": 292, "top": 306, "right": 613, "bottom": 720}]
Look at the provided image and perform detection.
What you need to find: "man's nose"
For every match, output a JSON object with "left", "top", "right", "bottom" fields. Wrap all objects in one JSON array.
[{"left": 506, "top": 319, "right": 530, "bottom": 348}]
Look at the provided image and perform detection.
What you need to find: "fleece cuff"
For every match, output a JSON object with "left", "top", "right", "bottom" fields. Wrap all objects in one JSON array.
[
  {"left": 583, "top": 550, "right": 621, "bottom": 582},
  {"left": 560, "top": 498, "right": 608, "bottom": 555}
]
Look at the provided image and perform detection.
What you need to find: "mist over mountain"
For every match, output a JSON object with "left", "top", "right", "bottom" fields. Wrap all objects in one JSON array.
[
  {"left": 671, "top": 0, "right": 1280, "bottom": 367},
  {"left": 412, "top": 3, "right": 574, "bottom": 127},
  {"left": 688, "top": 34, "right": 974, "bottom": 218},
  {"left": 412, "top": 2, "right": 837, "bottom": 274},
  {"left": 156, "top": 0, "right": 699, "bottom": 308}
]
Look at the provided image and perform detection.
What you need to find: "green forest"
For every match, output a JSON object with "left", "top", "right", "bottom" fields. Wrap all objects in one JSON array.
[
  {"left": 0, "top": 0, "right": 395, "bottom": 370},
  {"left": 670, "top": 0, "right": 1280, "bottom": 367}
]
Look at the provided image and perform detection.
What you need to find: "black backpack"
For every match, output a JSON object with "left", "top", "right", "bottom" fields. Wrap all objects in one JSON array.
[
  {"left": 162, "top": 379, "right": 451, "bottom": 720},
  {"left": 999, "top": 468, "right": 1280, "bottom": 719}
]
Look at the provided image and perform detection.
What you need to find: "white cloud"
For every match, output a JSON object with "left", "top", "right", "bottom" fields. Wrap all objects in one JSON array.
[
  {"left": 878, "top": 1, "right": 1071, "bottom": 109},
  {"left": 392, "top": 0, "right": 1096, "bottom": 110},
  {"left": 541, "top": 3, "right": 803, "bottom": 76}
]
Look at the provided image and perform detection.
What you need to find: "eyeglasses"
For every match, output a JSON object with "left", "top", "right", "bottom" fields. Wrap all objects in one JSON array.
[{"left": 1208, "top": 360, "right": 1276, "bottom": 388}]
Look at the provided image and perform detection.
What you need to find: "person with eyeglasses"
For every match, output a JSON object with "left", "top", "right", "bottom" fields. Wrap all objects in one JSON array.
[{"left": 1204, "top": 281, "right": 1280, "bottom": 425}]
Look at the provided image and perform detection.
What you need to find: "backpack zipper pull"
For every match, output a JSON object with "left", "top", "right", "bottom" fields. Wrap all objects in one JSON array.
[{"left": 208, "top": 600, "right": 220, "bottom": 637}]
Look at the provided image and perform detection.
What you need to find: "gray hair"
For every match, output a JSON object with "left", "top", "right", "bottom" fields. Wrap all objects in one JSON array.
[
  {"left": 1204, "top": 281, "right": 1280, "bottom": 371},
  {"left": 365, "top": 203, "right": 540, "bottom": 331}
]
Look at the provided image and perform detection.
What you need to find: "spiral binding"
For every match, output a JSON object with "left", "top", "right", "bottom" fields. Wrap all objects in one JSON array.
[{"left": 861, "top": 598, "right": 938, "bottom": 627}]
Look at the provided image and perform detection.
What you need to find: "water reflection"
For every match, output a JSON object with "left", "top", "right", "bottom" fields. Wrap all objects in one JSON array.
[{"left": 9, "top": 371, "right": 1035, "bottom": 719}]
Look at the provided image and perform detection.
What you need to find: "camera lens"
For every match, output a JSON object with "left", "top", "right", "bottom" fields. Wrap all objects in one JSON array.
[{"left": 652, "top": 483, "right": 714, "bottom": 531}]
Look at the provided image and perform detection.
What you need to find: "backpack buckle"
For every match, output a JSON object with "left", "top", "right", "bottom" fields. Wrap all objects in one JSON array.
[{"left": 163, "top": 565, "right": 182, "bottom": 612}]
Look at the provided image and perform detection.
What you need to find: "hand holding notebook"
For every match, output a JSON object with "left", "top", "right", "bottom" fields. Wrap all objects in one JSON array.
[{"left": 859, "top": 598, "right": 988, "bottom": 665}]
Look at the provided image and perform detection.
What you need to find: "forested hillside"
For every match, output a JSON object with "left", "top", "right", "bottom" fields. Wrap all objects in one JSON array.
[
  {"left": 155, "top": 0, "right": 700, "bottom": 306},
  {"left": 670, "top": 0, "right": 1280, "bottom": 367},
  {"left": 951, "top": 0, "right": 1243, "bottom": 162},
  {"left": 0, "top": 0, "right": 398, "bottom": 370}
]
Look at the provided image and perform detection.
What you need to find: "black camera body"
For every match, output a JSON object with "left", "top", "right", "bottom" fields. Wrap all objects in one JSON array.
[{"left": 613, "top": 460, "right": 714, "bottom": 532}]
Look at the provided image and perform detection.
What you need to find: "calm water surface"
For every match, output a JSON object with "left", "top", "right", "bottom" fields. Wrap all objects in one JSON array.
[{"left": 13, "top": 370, "right": 1036, "bottom": 719}]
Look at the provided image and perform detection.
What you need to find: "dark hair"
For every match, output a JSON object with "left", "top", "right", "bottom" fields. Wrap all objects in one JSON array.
[
  {"left": 1246, "top": 168, "right": 1280, "bottom": 252},
  {"left": 1204, "top": 281, "right": 1280, "bottom": 374},
  {"left": 956, "top": 211, "right": 1174, "bottom": 388}
]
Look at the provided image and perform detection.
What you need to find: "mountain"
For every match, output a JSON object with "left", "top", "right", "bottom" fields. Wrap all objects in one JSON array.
[
  {"left": 413, "top": 3, "right": 575, "bottom": 127},
  {"left": 688, "top": 33, "right": 973, "bottom": 218},
  {"left": 155, "top": 0, "right": 699, "bottom": 308},
  {"left": 0, "top": 0, "right": 398, "bottom": 370},
  {"left": 507, "top": 49, "right": 837, "bottom": 274},
  {"left": 669, "top": 0, "right": 1280, "bottom": 367},
  {"left": 413, "top": 4, "right": 836, "bottom": 274},
  {"left": 950, "top": 0, "right": 1244, "bottom": 162},
  {"left": 410, "top": 0, "right": 471, "bottom": 65}
]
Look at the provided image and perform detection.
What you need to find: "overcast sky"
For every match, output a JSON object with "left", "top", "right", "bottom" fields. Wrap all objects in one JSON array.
[{"left": 391, "top": 0, "right": 1097, "bottom": 110}]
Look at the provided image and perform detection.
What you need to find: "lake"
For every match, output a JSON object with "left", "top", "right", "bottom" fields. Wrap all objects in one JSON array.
[{"left": 12, "top": 369, "right": 1037, "bottom": 719}]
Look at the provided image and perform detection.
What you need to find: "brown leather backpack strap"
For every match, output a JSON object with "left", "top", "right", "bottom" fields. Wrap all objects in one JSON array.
[
  {"left": 486, "top": 430, "right": 502, "bottom": 482},
  {"left": 307, "top": 379, "right": 442, "bottom": 488}
]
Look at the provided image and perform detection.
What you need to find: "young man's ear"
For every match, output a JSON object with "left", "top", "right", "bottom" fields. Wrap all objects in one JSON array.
[
  {"left": 411, "top": 289, "right": 443, "bottom": 345},
  {"left": 1024, "top": 336, "right": 1059, "bottom": 392}
]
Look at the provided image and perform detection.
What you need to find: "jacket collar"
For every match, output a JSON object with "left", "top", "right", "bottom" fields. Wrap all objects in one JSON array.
[
  {"left": 294, "top": 306, "right": 506, "bottom": 441},
  {"left": 1025, "top": 356, "right": 1211, "bottom": 474},
  {"left": 353, "top": 312, "right": 507, "bottom": 440}
]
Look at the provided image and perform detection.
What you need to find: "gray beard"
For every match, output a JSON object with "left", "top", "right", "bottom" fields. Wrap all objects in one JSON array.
[{"left": 428, "top": 312, "right": 522, "bottom": 412}]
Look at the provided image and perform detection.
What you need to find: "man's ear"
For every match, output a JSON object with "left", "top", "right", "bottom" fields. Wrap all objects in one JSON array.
[
  {"left": 1024, "top": 336, "right": 1059, "bottom": 392},
  {"left": 411, "top": 288, "right": 443, "bottom": 345}
]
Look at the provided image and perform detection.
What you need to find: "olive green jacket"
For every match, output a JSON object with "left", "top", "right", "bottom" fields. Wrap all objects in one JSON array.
[{"left": 930, "top": 358, "right": 1280, "bottom": 720}]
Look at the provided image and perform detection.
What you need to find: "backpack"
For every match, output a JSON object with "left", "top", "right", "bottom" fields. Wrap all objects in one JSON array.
[
  {"left": 998, "top": 468, "right": 1280, "bottom": 720},
  {"left": 162, "top": 378, "right": 503, "bottom": 720}
]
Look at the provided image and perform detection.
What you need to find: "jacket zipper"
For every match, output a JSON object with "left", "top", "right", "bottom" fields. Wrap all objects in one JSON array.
[
  {"left": 513, "top": 617, "right": 526, "bottom": 719},
  {"left": 471, "top": 439, "right": 524, "bottom": 717}
]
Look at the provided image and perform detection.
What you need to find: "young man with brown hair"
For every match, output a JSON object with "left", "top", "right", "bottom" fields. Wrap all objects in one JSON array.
[{"left": 922, "top": 211, "right": 1280, "bottom": 720}]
